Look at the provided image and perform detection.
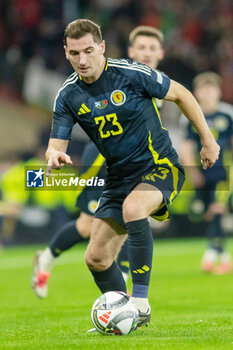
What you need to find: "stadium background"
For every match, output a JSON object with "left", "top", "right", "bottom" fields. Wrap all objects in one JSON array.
[{"left": 0, "top": 0, "right": 232, "bottom": 245}]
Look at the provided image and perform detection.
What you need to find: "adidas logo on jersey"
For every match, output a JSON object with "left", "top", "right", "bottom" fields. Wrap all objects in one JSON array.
[{"left": 78, "top": 103, "right": 91, "bottom": 115}]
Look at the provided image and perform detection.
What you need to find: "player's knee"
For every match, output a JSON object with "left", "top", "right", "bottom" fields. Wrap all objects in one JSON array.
[
  {"left": 85, "top": 251, "right": 108, "bottom": 271},
  {"left": 122, "top": 198, "right": 145, "bottom": 222}
]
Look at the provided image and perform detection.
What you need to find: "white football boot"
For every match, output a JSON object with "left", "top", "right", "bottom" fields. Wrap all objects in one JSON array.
[
  {"left": 131, "top": 297, "right": 151, "bottom": 327},
  {"left": 31, "top": 250, "right": 52, "bottom": 298},
  {"left": 201, "top": 249, "right": 218, "bottom": 273}
]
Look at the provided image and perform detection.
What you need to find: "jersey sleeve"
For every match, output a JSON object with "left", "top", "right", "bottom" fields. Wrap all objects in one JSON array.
[
  {"left": 50, "top": 92, "right": 76, "bottom": 140},
  {"left": 135, "top": 67, "right": 171, "bottom": 99}
]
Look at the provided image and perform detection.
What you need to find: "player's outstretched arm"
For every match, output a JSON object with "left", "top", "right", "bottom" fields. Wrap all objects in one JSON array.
[
  {"left": 45, "top": 138, "right": 73, "bottom": 176},
  {"left": 164, "top": 80, "right": 220, "bottom": 169}
]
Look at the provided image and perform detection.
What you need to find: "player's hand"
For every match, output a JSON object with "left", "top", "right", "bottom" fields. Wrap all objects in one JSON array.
[
  {"left": 46, "top": 151, "right": 73, "bottom": 177},
  {"left": 200, "top": 140, "right": 220, "bottom": 170}
]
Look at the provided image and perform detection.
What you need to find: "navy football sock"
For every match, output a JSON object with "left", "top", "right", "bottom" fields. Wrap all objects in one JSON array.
[
  {"left": 126, "top": 218, "right": 153, "bottom": 298},
  {"left": 117, "top": 239, "right": 129, "bottom": 274},
  {"left": 207, "top": 215, "right": 225, "bottom": 253},
  {"left": 49, "top": 220, "right": 84, "bottom": 257},
  {"left": 90, "top": 261, "right": 127, "bottom": 294}
]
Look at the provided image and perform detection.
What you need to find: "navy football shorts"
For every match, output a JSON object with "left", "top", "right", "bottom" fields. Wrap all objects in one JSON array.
[
  {"left": 75, "top": 141, "right": 106, "bottom": 216},
  {"left": 76, "top": 187, "right": 103, "bottom": 216},
  {"left": 95, "top": 163, "right": 185, "bottom": 227}
]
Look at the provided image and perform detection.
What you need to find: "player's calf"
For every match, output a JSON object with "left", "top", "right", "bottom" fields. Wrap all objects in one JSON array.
[{"left": 85, "top": 218, "right": 127, "bottom": 293}]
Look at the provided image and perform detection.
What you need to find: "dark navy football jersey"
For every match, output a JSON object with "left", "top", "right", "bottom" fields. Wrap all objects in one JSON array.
[
  {"left": 186, "top": 101, "right": 233, "bottom": 182},
  {"left": 51, "top": 58, "right": 179, "bottom": 178},
  {"left": 79, "top": 141, "right": 105, "bottom": 174}
]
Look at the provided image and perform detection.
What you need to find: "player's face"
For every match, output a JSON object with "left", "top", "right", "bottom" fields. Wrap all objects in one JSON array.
[
  {"left": 64, "top": 34, "right": 106, "bottom": 83},
  {"left": 128, "top": 35, "right": 164, "bottom": 69},
  {"left": 194, "top": 84, "right": 221, "bottom": 107}
]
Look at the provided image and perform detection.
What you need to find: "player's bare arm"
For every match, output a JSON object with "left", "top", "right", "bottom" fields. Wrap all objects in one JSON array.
[
  {"left": 45, "top": 138, "right": 72, "bottom": 174},
  {"left": 164, "top": 80, "right": 220, "bottom": 169}
]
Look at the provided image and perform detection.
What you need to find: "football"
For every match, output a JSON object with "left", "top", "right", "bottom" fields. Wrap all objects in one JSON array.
[{"left": 91, "top": 291, "right": 139, "bottom": 335}]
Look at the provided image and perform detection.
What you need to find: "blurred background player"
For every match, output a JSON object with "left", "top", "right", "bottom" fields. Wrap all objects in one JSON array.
[
  {"left": 181, "top": 72, "right": 233, "bottom": 274},
  {"left": 32, "top": 25, "right": 166, "bottom": 298}
]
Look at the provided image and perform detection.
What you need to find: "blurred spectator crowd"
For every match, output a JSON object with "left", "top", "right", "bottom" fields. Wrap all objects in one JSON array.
[{"left": 0, "top": 0, "right": 233, "bottom": 102}]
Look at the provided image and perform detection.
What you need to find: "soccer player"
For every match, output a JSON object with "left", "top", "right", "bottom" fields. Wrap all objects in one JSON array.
[
  {"left": 181, "top": 72, "right": 233, "bottom": 274},
  {"left": 32, "top": 25, "right": 165, "bottom": 298},
  {"left": 43, "top": 19, "right": 220, "bottom": 326}
]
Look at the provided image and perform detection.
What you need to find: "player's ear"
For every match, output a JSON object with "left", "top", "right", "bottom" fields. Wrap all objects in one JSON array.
[
  {"left": 128, "top": 46, "right": 134, "bottom": 60},
  {"left": 64, "top": 46, "right": 69, "bottom": 60},
  {"left": 159, "top": 48, "right": 165, "bottom": 61},
  {"left": 100, "top": 40, "right": 106, "bottom": 54}
]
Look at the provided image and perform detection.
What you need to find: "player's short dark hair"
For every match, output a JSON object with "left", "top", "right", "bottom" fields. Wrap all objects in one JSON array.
[
  {"left": 129, "top": 26, "right": 164, "bottom": 46},
  {"left": 193, "top": 72, "right": 222, "bottom": 89},
  {"left": 64, "top": 19, "right": 102, "bottom": 45}
]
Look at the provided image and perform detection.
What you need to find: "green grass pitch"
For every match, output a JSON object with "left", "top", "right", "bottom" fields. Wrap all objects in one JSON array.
[{"left": 0, "top": 238, "right": 232, "bottom": 350}]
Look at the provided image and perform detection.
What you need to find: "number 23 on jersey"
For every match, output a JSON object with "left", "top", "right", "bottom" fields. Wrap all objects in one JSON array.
[{"left": 94, "top": 113, "right": 123, "bottom": 138}]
